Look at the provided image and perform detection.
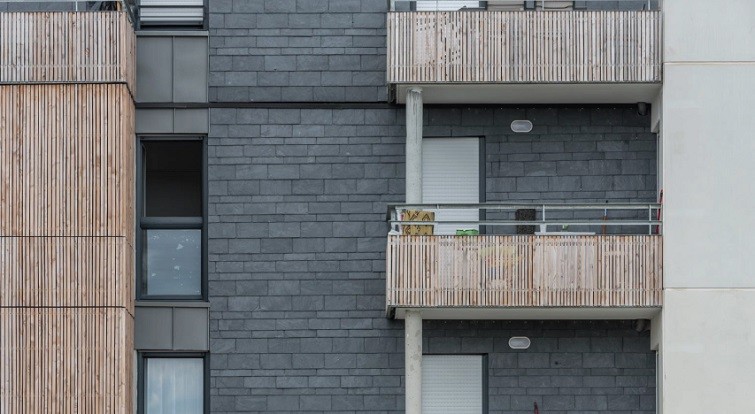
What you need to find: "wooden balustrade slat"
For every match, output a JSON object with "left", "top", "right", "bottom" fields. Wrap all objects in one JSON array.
[
  {"left": 0, "top": 12, "right": 135, "bottom": 92},
  {"left": 387, "top": 11, "right": 661, "bottom": 84},
  {"left": 386, "top": 235, "right": 663, "bottom": 309}
]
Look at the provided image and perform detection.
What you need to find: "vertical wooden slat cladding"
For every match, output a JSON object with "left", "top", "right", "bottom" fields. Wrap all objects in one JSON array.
[
  {"left": 387, "top": 11, "right": 662, "bottom": 84},
  {"left": 386, "top": 235, "right": 663, "bottom": 309},
  {"left": 0, "top": 308, "right": 133, "bottom": 414},
  {"left": 0, "top": 11, "right": 135, "bottom": 414},
  {"left": 0, "top": 12, "right": 136, "bottom": 93},
  {"left": 0, "top": 237, "right": 133, "bottom": 309},
  {"left": 0, "top": 84, "right": 134, "bottom": 239}
]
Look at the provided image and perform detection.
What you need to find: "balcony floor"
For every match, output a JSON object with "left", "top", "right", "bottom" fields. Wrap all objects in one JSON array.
[
  {"left": 392, "top": 306, "right": 661, "bottom": 320},
  {"left": 394, "top": 82, "right": 662, "bottom": 104}
]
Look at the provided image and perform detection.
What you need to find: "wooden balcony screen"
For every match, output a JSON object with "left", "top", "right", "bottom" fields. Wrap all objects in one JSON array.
[
  {"left": 387, "top": 11, "right": 662, "bottom": 83},
  {"left": 0, "top": 308, "right": 133, "bottom": 413},
  {"left": 386, "top": 235, "right": 663, "bottom": 309},
  {"left": 0, "top": 12, "right": 136, "bottom": 92}
]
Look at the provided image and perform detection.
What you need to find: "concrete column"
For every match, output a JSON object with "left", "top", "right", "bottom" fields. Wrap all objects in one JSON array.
[
  {"left": 405, "top": 87, "right": 423, "bottom": 204},
  {"left": 405, "top": 310, "right": 422, "bottom": 414}
]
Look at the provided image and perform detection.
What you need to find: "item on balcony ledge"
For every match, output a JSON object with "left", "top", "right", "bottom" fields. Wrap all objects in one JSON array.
[
  {"left": 455, "top": 229, "right": 479, "bottom": 236},
  {"left": 401, "top": 210, "right": 434, "bottom": 235},
  {"left": 515, "top": 208, "right": 536, "bottom": 234}
]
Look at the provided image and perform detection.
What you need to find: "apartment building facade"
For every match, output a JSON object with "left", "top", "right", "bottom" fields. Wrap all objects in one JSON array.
[{"left": 0, "top": 0, "right": 753, "bottom": 413}]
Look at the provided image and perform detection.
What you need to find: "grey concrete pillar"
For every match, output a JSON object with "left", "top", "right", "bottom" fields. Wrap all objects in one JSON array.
[
  {"left": 405, "top": 310, "right": 422, "bottom": 414},
  {"left": 405, "top": 87, "right": 423, "bottom": 204}
]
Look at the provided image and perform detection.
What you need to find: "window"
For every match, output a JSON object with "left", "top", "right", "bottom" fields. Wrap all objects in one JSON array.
[
  {"left": 422, "top": 355, "right": 486, "bottom": 414},
  {"left": 140, "top": 354, "right": 206, "bottom": 414},
  {"left": 138, "top": 137, "right": 205, "bottom": 300}
]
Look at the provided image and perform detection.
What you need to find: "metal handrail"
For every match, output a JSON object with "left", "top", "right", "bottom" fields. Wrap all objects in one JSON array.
[
  {"left": 387, "top": 202, "right": 662, "bottom": 233},
  {"left": 389, "top": 0, "right": 658, "bottom": 12},
  {"left": 0, "top": 0, "right": 137, "bottom": 25}
]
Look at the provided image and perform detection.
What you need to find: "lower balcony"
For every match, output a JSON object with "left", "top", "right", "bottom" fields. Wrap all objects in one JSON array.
[{"left": 385, "top": 203, "right": 662, "bottom": 319}]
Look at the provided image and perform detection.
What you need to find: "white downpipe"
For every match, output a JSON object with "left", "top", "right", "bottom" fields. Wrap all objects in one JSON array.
[
  {"left": 405, "top": 310, "right": 423, "bottom": 414},
  {"left": 405, "top": 87, "right": 423, "bottom": 204}
]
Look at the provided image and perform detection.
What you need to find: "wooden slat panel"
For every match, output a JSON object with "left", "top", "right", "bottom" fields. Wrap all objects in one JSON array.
[
  {"left": 0, "top": 11, "right": 135, "bottom": 414},
  {"left": 0, "top": 83, "right": 134, "bottom": 238},
  {"left": 0, "top": 12, "right": 135, "bottom": 93},
  {"left": 0, "top": 237, "right": 133, "bottom": 309},
  {"left": 386, "top": 235, "right": 663, "bottom": 309},
  {"left": 0, "top": 308, "right": 133, "bottom": 414},
  {"left": 387, "top": 10, "right": 662, "bottom": 84}
]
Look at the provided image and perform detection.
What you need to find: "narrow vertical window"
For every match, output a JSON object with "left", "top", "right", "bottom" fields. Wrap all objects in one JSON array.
[{"left": 139, "top": 138, "right": 205, "bottom": 299}]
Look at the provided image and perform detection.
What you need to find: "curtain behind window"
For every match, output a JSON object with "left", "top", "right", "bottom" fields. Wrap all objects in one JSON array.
[{"left": 146, "top": 358, "right": 203, "bottom": 414}]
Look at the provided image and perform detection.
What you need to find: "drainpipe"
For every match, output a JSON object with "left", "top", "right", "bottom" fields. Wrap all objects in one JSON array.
[{"left": 405, "top": 87, "right": 423, "bottom": 204}]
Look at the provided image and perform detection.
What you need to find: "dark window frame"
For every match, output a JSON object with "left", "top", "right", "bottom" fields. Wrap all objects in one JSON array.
[
  {"left": 137, "top": 352, "right": 210, "bottom": 414},
  {"left": 421, "top": 353, "right": 489, "bottom": 414},
  {"left": 136, "top": 135, "right": 207, "bottom": 301}
]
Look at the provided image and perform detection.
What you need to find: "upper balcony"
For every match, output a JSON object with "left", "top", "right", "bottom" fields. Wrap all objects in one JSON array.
[
  {"left": 385, "top": 203, "right": 662, "bottom": 320},
  {"left": 0, "top": 2, "right": 136, "bottom": 92},
  {"left": 387, "top": 1, "right": 662, "bottom": 104}
]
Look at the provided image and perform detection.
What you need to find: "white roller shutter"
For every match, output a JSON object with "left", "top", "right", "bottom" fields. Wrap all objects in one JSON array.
[
  {"left": 422, "top": 355, "right": 484, "bottom": 414},
  {"left": 140, "top": 0, "right": 204, "bottom": 26},
  {"left": 422, "top": 137, "right": 480, "bottom": 235}
]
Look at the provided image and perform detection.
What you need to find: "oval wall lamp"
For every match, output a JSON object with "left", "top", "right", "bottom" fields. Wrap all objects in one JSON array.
[
  {"left": 508, "top": 336, "right": 531, "bottom": 350},
  {"left": 510, "top": 120, "right": 533, "bottom": 133}
]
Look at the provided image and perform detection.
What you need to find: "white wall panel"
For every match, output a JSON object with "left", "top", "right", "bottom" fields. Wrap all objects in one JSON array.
[
  {"left": 661, "top": 64, "right": 755, "bottom": 288},
  {"left": 664, "top": 0, "right": 755, "bottom": 62},
  {"left": 661, "top": 289, "right": 755, "bottom": 413}
]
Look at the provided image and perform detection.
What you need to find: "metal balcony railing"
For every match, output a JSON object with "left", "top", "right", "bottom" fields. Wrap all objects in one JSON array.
[
  {"left": 0, "top": 0, "right": 137, "bottom": 23},
  {"left": 389, "top": 1, "right": 660, "bottom": 12}
]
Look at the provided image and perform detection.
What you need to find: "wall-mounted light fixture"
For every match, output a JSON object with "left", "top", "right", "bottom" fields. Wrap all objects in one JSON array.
[
  {"left": 508, "top": 336, "right": 531, "bottom": 350},
  {"left": 510, "top": 120, "right": 533, "bottom": 133}
]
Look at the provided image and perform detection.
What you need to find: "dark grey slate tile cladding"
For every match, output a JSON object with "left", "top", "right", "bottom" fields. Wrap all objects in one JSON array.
[
  {"left": 425, "top": 320, "right": 655, "bottom": 414},
  {"left": 209, "top": 0, "right": 388, "bottom": 102},
  {"left": 208, "top": 105, "right": 656, "bottom": 413}
]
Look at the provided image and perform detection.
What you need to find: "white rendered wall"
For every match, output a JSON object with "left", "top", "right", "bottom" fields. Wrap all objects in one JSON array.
[
  {"left": 661, "top": 290, "right": 755, "bottom": 413},
  {"left": 660, "top": 0, "right": 755, "bottom": 412}
]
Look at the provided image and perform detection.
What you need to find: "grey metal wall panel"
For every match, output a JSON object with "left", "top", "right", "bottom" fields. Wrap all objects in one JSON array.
[
  {"left": 135, "top": 307, "right": 173, "bottom": 350},
  {"left": 174, "top": 109, "right": 209, "bottom": 134},
  {"left": 136, "top": 37, "right": 173, "bottom": 102},
  {"left": 173, "top": 37, "right": 209, "bottom": 103},
  {"left": 137, "top": 109, "right": 209, "bottom": 134},
  {"left": 137, "top": 33, "right": 209, "bottom": 103},
  {"left": 173, "top": 308, "right": 209, "bottom": 351},
  {"left": 136, "top": 109, "right": 175, "bottom": 134},
  {"left": 135, "top": 305, "right": 210, "bottom": 351}
]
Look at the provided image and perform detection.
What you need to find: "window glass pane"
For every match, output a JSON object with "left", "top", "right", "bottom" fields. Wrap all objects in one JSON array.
[
  {"left": 144, "top": 141, "right": 202, "bottom": 217},
  {"left": 146, "top": 358, "right": 203, "bottom": 414},
  {"left": 145, "top": 229, "right": 201, "bottom": 296}
]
